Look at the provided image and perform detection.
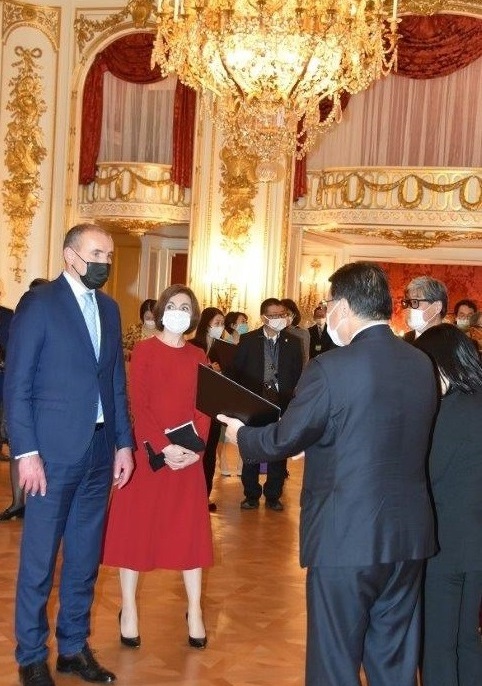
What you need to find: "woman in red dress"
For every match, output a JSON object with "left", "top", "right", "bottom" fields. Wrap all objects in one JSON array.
[{"left": 102, "top": 285, "right": 212, "bottom": 649}]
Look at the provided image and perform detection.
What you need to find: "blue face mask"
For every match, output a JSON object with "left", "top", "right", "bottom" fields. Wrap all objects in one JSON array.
[{"left": 235, "top": 322, "right": 249, "bottom": 335}]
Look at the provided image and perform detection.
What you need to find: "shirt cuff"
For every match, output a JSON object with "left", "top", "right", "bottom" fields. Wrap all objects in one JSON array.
[{"left": 14, "top": 451, "right": 38, "bottom": 460}]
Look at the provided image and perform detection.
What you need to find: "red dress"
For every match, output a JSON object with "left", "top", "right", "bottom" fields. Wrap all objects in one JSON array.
[{"left": 102, "top": 337, "right": 213, "bottom": 571}]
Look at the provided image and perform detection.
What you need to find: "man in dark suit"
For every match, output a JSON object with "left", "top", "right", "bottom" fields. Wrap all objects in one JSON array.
[
  {"left": 0, "top": 303, "right": 14, "bottom": 450},
  {"left": 4, "top": 224, "right": 134, "bottom": 686},
  {"left": 231, "top": 297, "right": 303, "bottom": 512},
  {"left": 308, "top": 303, "right": 336, "bottom": 358},
  {"left": 220, "top": 262, "right": 438, "bottom": 686}
]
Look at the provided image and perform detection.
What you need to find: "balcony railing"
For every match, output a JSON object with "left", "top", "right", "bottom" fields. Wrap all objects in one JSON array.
[{"left": 78, "top": 162, "right": 191, "bottom": 232}]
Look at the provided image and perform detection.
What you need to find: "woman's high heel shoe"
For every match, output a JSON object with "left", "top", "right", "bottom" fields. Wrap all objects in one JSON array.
[
  {"left": 118, "top": 610, "right": 141, "bottom": 648},
  {"left": 186, "top": 612, "right": 207, "bottom": 649}
]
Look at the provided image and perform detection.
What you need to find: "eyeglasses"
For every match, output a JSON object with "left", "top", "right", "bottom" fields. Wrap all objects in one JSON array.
[
  {"left": 401, "top": 298, "right": 432, "bottom": 310},
  {"left": 320, "top": 299, "right": 334, "bottom": 308}
]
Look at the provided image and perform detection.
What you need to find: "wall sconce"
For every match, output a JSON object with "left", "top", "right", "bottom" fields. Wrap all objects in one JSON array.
[{"left": 299, "top": 258, "right": 323, "bottom": 323}]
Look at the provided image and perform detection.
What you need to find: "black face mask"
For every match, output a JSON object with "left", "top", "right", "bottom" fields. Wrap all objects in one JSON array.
[{"left": 73, "top": 251, "right": 111, "bottom": 290}]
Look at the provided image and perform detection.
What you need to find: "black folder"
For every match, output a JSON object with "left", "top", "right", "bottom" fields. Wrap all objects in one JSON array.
[{"left": 196, "top": 364, "right": 280, "bottom": 427}]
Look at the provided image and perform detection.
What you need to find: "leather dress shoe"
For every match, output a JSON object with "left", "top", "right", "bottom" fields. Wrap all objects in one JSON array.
[
  {"left": 118, "top": 610, "right": 140, "bottom": 648},
  {"left": 265, "top": 499, "right": 284, "bottom": 511},
  {"left": 19, "top": 661, "right": 55, "bottom": 686},
  {"left": 0, "top": 504, "right": 25, "bottom": 521},
  {"left": 240, "top": 498, "right": 259, "bottom": 510},
  {"left": 56, "top": 644, "right": 115, "bottom": 683}
]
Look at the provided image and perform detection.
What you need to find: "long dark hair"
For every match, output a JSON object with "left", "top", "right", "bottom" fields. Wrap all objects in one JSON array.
[
  {"left": 415, "top": 323, "right": 482, "bottom": 394},
  {"left": 190, "top": 307, "right": 223, "bottom": 352}
]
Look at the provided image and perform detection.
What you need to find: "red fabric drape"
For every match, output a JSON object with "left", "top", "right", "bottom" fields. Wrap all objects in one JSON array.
[
  {"left": 397, "top": 15, "right": 482, "bottom": 79},
  {"left": 171, "top": 82, "right": 196, "bottom": 189},
  {"left": 79, "top": 33, "right": 196, "bottom": 188}
]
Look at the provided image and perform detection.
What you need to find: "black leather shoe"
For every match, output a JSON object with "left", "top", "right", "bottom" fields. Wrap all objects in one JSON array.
[
  {"left": 185, "top": 613, "right": 207, "bottom": 649},
  {"left": 56, "top": 644, "right": 115, "bottom": 683},
  {"left": 118, "top": 610, "right": 140, "bottom": 648},
  {"left": 265, "top": 499, "right": 284, "bottom": 511},
  {"left": 240, "top": 498, "right": 259, "bottom": 510},
  {"left": 19, "top": 661, "right": 55, "bottom": 686},
  {"left": 0, "top": 504, "right": 25, "bottom": 521}
]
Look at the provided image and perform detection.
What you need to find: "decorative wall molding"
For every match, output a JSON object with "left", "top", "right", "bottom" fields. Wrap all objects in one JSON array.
[
  {"left": 2, "top": 1, "right": 61, "bottom": 51},
  {"left": 3, "top": 46, "right": 47, "bottom": 281},
  {"left": 219, "top": 146, "right": 258, "bottom": 254}
]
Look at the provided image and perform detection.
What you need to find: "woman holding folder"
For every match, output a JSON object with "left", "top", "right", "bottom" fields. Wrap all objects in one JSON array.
[{"left": 102, "top": 285, "right": 212, "bottom": 650}]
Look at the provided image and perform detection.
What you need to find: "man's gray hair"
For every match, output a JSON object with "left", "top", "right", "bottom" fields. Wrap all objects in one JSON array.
[{"left": 406, "top": 276, "right": 448, "bottom": 317}]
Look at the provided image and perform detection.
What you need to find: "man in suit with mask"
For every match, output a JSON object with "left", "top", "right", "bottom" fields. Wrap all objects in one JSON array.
[
  {"left": 231, "top": 297, "right": 303, "bottom": 512},
  {"left": 402, "top": 275, "right": 447, "bottom": 342},
  {"left": 220, "top": 262, "right": 437, "bottom": 686},
  {"left": 308, "top": 303, "right": 336, "bottom": 358},
  {"left": 4, "top": 223, "right": 134, "bottom": 686}
]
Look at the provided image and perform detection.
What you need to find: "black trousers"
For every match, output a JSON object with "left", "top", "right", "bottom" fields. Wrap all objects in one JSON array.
[
  {"left": 241, "top": 458, "right": 287, "bottom": 502},
  {"left": 203, "top": 419, "right": 222, "bottom": 498},
  {"left": 306, "top": 560, "right": 424, "bottom": 686}
]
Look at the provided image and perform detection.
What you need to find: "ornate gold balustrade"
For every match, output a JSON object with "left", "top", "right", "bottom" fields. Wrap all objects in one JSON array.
[
  {"left": 78, "top": 162, "right": 191, "bottom": 235},
  {"left": 293, "top": 167, "right": 482, "bottom": 248}
]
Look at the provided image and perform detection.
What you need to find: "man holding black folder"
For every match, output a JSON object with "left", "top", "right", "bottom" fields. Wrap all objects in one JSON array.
[
  {"left": 220, "top": 263, "right": 437, "bottom": 686},
  {"left": 230, "top": 297, "right": 303, "bottom": 511}
]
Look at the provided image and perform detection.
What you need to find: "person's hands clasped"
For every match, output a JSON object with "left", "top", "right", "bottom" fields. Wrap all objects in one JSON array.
[
  {"left": 18, "top": 453, "right": 47, "bottom": 497},
  {"left": 163, "top": 443, "right": 200, "bottom": 470}
]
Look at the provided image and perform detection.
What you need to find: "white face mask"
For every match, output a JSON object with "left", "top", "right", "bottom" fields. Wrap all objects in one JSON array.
[
  {"left": 456, "top": 317, "right": 471, "bottom": 331},
  {"left": 143, "top": 319, "right": 156, "bottom": 330},
  {"left": 326, "top": 301, "right": 346, "bottom": 347},
  {"left": 209, "top": 325, "right": 224, "bottom": 339},
  {"left": 162, "top": 309, "right": 191, "bottom": 335},
  {"left": 406, "top": 305, "right": 436, "bottom": 333},
  {"left": 266, "top": 317, "right": 287, "bottom": 332}
]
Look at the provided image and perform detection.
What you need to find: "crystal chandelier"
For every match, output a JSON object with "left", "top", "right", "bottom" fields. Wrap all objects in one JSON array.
[{"left": 152, "top": 0, "right": 398, "bottom": 165}]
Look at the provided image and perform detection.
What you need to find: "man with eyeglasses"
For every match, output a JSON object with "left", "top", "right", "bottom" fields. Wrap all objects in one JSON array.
[
  {"left": 220, "top": 262, "right": 438, "bottom": 686},
  {"left": 401, "top": 276, "right": 448, "bottom": 342},
  {"left": 230, "top": 297, "right": 303, "bottom": 512}
]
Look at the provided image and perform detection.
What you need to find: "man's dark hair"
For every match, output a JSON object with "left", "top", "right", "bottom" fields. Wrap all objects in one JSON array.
[
  {"left": 29, "top": 278, "right": 49, "bottom": 290},
  {"left": 453, "top": 299, "right": 477, "bottom": 317},
  {"left": 329, "top": 262, "right": 392, "bottom": 320},
  {"left": 260, "top": 298, "right": 282, "bottom": 316},
  {"left": 415, "top": 323, "right": 482, "bottom": 394},
  {"left": 63, "top": 223, "right": 110, "bottom": 250}
]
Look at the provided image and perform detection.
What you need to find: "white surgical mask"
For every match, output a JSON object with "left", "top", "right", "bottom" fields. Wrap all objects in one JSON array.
[
  {"left": 162, "top": 309, "right": 190, "bottom": 335},
  {"left": 456, "top": 317, "right": 471, "bottom": 331},
  {"left": 266, "top": 317, "right": 287, "bottom": 332},
  {"left": 326, "top": 301, "right": 346, "bottom": 347},
  {"left": 143, "top": 319, "right": 156, "bottom": 330},
  {"left": 209, "top": 325, "right": 224, "bottom": 340},
  {"left": 406, "top": 305, "right": 436, "bottom": 334}
]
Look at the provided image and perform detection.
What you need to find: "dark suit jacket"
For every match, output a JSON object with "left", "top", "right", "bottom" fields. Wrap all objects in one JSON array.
[
  {"left": 238, "top": 325, "right": 438, "bottom": 567},
  {"left": 4, "top": 274, "right": 132, "bottom": 462},
  {"left": 427, "top": 389, "right": 482, "bottom": 571},
  {"left": 0, "top": 305, "right": 14, "bottom": 400},
  {"left": 231, "top": 326, "right": 303, "bottom": 412},
  {"left": 308, "top": 323, "right": 336, "bottom": 358}
]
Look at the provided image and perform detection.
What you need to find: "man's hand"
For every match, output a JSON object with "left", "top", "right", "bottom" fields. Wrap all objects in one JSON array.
[
  {"left": 18, "top": 453, "right": 47, "bottom": 497},
  {"left": 217, "top": 414, "right": 244, "bottom": 445},
  {"left": 113, "top": 447, "right": 134, "bottom": 489},
  {"left": 163, "top": 443, "right": 200, "bottom": 471}
]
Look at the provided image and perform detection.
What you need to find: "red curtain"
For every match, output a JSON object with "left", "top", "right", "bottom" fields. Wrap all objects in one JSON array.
[
  {"left": 171, "top": 82, "right": 197, "bottom": 189},
  {"left": 378, "top": 262, "right": 482, "bottom": 332},
  {"left": 79, "top": 32, "right": 196, "bottom": 188}
]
